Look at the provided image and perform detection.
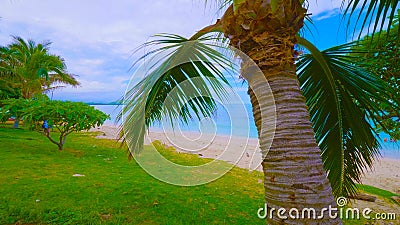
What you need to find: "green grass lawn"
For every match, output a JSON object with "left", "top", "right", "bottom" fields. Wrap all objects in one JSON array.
[
  {"left": 0, "top": 125, "right": 397, "bottom": 224},
  {"left": 356, "top": 184, "right": 398, "bottom": 202},
  {"left": 0, "top": 125, "right": 265, "bottom": 224}
]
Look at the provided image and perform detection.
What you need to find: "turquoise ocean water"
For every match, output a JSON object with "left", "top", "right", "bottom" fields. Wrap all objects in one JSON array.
[{"left": 93, "top": 105, "right": 400, "bottom": 159}]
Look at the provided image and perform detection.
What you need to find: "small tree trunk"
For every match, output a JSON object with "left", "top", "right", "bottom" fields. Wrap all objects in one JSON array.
[
  {"left": 58, "top": 135, "right": 66, "bottom": 151},
  {"left": 44, "top": 132, "right": 65, "bottom": 151}
]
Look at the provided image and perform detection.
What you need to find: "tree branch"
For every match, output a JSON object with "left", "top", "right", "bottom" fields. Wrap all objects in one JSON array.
[
  {"left": 65, "top": 129, "right": 75, "bottom": 136},
  {"left": 55, "top": 125, "right": 62, "bottom": 133},
  {"left": 44, "top": 132, "right": 60, "bottom": 148}
]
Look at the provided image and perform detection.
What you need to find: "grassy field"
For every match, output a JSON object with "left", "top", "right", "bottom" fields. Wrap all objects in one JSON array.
[
  {"left": 0, "top": 125, "right": 265, "bottom": 224},
  {"left": 0, "top": 125, "right": 398, "bottom": 224}
]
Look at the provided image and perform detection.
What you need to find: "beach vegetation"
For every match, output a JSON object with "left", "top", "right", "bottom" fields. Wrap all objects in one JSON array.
[
  {"left": 351, "top": 12, "right": 400, "bottom": 140},
  {"left": 0, "top": 36, "right": 79, "bottom": 128},
  {"left": 0, "top": 126, "right": 397, "bottom": 224},
  {"left": 0, "top": 125, "right": 266, "bottom": 224},
  {"left": 0, "top": 96, "right": 109, "bottom": 150},
  {"left": 356, "top": 184, "right": 398, "bottom": 202}
]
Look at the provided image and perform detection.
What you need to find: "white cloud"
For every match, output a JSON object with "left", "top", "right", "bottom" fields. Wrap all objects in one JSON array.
[
  {"left": 78, "top": 59, "right": 105, "bottom": 66},
  {"left": 0, "top": 0, "right": 350, "bottom": 102},
  {"left": 0, "top": 0, "right": 221, "bottom": 102},
  {"left": 0, "top": 0, "right": 217, "bottom": 53},
  {"left": 306, "top": 0, "right": 344, "bottom": 19},
  {"left": 65, "top": 79, "right": 126, "bottom": 93},
  {"left": 66, "top": 58, "right": 106, "bottom": 77}
]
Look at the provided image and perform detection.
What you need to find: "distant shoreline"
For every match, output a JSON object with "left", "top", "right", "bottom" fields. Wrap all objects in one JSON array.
[
  {"left": 93, "top": 105, "right": 400, "bottom": 158},
  {"left": 87, "top": 103, "right": 123, "bottom": 106}
]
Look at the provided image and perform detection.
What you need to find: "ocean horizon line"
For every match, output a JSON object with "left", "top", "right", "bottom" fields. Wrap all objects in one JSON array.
[{"left": 93, "top": 105, "right": 400, "bottom": 160}]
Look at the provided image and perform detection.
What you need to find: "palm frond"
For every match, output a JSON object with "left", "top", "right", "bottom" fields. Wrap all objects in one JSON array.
[
  {"left": 343, "top": 0, "right": 399, "bottom": 39},
  {"left": 297, "top": 41, "right": 396, "bottom": 197},
  {"left": 203, "top": 0, "right": 232, "bottom": 11},
  {"left": 119, "top": 34, "right": 234, "bottom": 157},
  {"left": 1, "top": 36, "right": 77, "bottom": 98}
]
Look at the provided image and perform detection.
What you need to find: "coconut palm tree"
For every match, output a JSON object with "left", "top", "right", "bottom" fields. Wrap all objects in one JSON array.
[
  {"left": 0, "top": 36, "right": 79, "bottom": 127},
  {"left": 120, "top": 1, "right": 399, "bottom": 224},
  {"left": 1, "top": 36, "right": 79, "bottom": 98}
]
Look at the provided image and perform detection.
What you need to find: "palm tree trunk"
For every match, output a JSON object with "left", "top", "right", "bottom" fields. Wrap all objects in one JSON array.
[
  {"left": 219, "top": 1, "right": 342, "bottom": 224},
  {"left": 247, "top": 66, "right": 341, "bottom": 224}
]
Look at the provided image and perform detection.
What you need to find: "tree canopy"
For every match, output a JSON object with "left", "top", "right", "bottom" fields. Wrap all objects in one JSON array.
[
  {"left": 0, "top": 96, "right": 110, "bottom": 150},
  {"left": 351, "top": 12, "right": 400, "bottom": 140},
  {"left": 0, "top": 36, "right": 79, "bottom": 100}
]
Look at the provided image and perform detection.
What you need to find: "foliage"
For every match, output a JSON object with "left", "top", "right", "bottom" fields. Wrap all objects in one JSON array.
[
  {"left": 0, "top": 97, "right": 28, "bottom": 123},
  {"left": 351, "top": 13, "right": 400, "bottom": 140},
  {"left": 0, "top": 97, "right": 110, "bottom": 150},
  {"left": 343, "top": 0, "right": 399, "bottom": 39},
  {"left": 118, "top": 34, "right": 233, "bottom": 155},
  {"left": 297, "top": 41, "right": 398, "bottom": 197},
  {"left": 0, "top": 36, "right": 79, "bottom": 99},
  {"left": 0, "top": 81, "right": 20, "bottom": 99},
  {"left": 0, "top": 47, "right": 20, "bottom": 100}
]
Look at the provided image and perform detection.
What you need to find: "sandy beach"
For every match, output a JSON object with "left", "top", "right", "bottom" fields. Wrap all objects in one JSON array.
[
  {"left": 90, "top": 125, "right": 264, "bottom": 171},
  {"left": 90, "top": 125, "right": 400, "bottom": 195}
]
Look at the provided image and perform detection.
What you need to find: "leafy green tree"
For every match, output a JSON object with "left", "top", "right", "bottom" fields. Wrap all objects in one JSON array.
[
  {"left": 1, "top": 97, "right": 110, "bottom": 150},
  {"left": 120, "top": 1, "right": 399, "bottom": 224},
  {"left": 0, "top": 47, "right": 20, "bottom": 99},
  {"left": 0, "top": 36, "right": 80, "bottom": 128},
  {"left": 352, "top": 11, "right": 400, "bottom": 140},
  {"left": 0, "top": 79, "right": 20, "bottom": 100}
]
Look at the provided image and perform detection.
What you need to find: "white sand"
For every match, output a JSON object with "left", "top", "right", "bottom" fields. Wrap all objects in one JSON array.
[
  {"left": 359, "top": 157, "right": 400, "bottom": 194},
  {"left": 90, "top": 125, "right": 263, "bottom": 171},
  {"left": 90, "top": 125, "right": 400, "bottom": 195}
]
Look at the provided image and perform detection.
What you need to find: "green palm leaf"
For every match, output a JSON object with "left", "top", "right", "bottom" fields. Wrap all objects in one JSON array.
[
  {"left": 297, "top": 41, "right": 397, "bottom": 197},
  {"left": 344, "top": 0, "right": 399, "bottom": 38},
  {"left": 119, "top": 34, "right": 235, "bottom": 157}
]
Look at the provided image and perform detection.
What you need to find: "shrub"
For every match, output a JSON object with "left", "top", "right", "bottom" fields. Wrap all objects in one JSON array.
[{"left": 1, "top": 97, "right": 110, "bottom": 150}]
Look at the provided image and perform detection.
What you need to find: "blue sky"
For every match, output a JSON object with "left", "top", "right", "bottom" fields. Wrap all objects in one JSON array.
[{"left": 0, "top": 0, "right": 354, "bottom": 103}]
